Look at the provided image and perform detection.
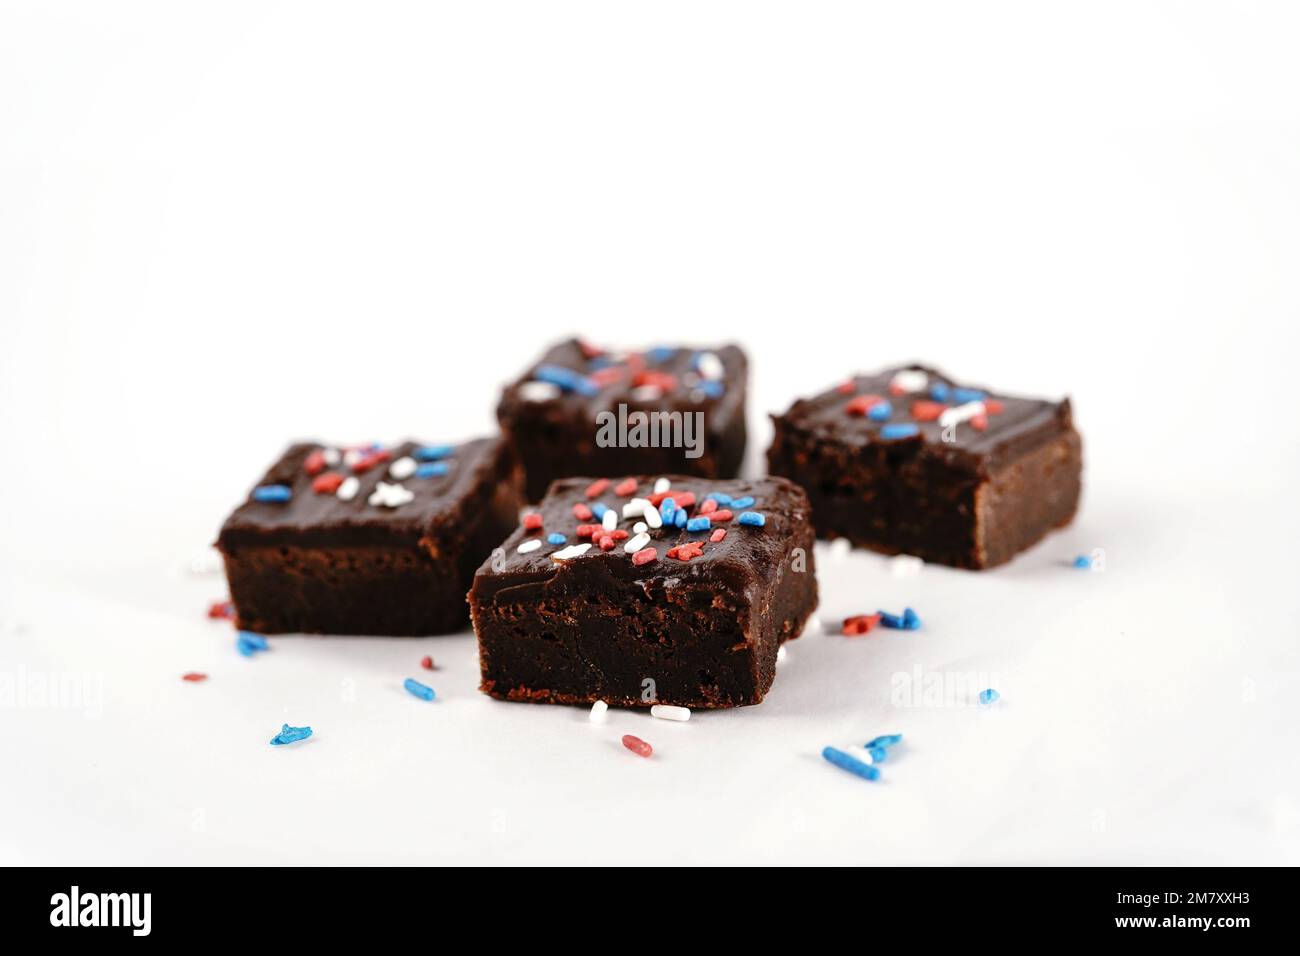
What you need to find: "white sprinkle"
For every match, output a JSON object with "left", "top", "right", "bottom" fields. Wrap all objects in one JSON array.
[
  {"left": 516, "top": 539, "right": 542, "bottom": 554},
  {"left": 890, "top": 369, "right": 928, "bottom": 394},
  {"left": 602, "top": 509, "right": 618, "bottom": 532},
  {"left": 653, "top": 477, "right": 671, "bottom": 493},
  {"left": 368, "top": 481, "right": 414, "bottom": 508},
  {"left": 697, "top": 351, "right": 724, "bottom": 381},
  {"left": 623, "top": 497, "right": 652, "bottom": 519},
  {"left": 552, "top": 543, "right": 592, "bottom": 561},
  {"left": 343, "top": 448, "right": 365, "bottom": 469},
  {"left": 633, "top": 521, "right": 648, "bottom": 534},
  {"left": 589, "top": 700, "right": 608, "bottom": 724},
  {"left": 651, "top": 704, "right": 691, "bottom": 722},
  {"left": 321, "top": 447, "right": 341, "bottom": 466},
  {"left": 777, "top": 645, "right": 788, "bottom": 664},
  {"left": 336, "top": 476, "right": 360, "bottom": 501},
  {"left": 389, "top": 456, "right": 417, "bottom": 480},
  {"left": 939, "top": 400, "right": 986, "bottom": 428},
  {"left": 519, "top": 381, "right": 562, "bottom": 402},
  {"left": 828, "top": 537, "right": 851, "bottom": 559},
  {"left": 642, "top": 503, "right": 663, "bottom": 529},
  {"left": 630, "top": 385, "right": 663, "bottom": 402},
  {"left": 891, "top": 554, "right": 924, "bottom": 577},
  {"left": 624, "top": 532, "right": 651, "bottom": 553}
]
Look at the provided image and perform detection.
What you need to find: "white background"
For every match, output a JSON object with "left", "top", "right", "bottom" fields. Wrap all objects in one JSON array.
[{"left": 1, "top": 1, "right": 1297, "bottom": 864}]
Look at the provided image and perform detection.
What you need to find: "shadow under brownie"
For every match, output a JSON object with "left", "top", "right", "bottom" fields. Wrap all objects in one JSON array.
[
  {"left": 470, "top": 475, "right": 817, "bottom": 709},
  {"left": 217, "top": 437, "right": 523, "bottom": 635}
]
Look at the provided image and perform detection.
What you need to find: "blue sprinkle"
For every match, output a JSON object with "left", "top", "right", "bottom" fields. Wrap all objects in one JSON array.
[
  {"left": 414, "top": 444, "right": 454, "bottom": 461},
  {"left": 929, "top": 383, "right": 951, "bottom": 402},
  {"left": 864, "top": 745, "right": 889, "bottom": 763},
  {"left": 706, "top": 493, "right": 732, "bottom": 505},
  {"left": 1073, "top": 555, "right": 1092, "bottom": 569},
  {"left": 879, "top": 423, "right": 920, "bottom": 440},
  {"left": 674, "top": 508, "right": 688, "bottom": 528},
  {"left": 979, "top": 688, "right": 1000, "bottom": 706},
  {"left": 686, "top": 516, "right": 711, "bottom": 532},
  {"left": 236, "top": 630, "right": 269, "bottom": 656},
  {"left": 659, "top": 497, "right": 676, "bottom": 524},
  {"left": 877, "top": 608, "right": 920, "bottom": 630},
  {"left": 867, "top": 400, "right": 893, "bottom": 422},
  {"left": 252, "top": 484, "right": 292, "bottom": 503},
  {"left": 953, "top": 387, "right": 987, "bottom": 403},
  {"left": 822, "top": 746, "right": 880, "bottom": 781},
  {"left": 591, "top": 502, "right": 609, "bottom": 519},
  {"left": 547, "top": 533, "right": 567, "bottom": 545},
  {"left": 866, "top": 734, "right": 903, "bottom": 749},
  {"left": 730, "top": 496, "right": 755, "bottom": 509},
  {"left": 737, "top": 511, "right": 765, "bottom": 527},
  {"left": 902, "top": 607, "right": 921, "bottom": 630},
  {"left": 416, "top": 462, "right": 450, "bottom": 478},
  {"left": 646, "top": 346, "right": 677, "bottom": 364},
  {"left": 533, "top": 364, "right": 598, "bottom": 396},
  {"left": 696, "top": 380, "right": 724, "bottom": 398},
  {"left": 269, "top": 723, "right": 312, "bottom": 746},
  {"left": 404, "top": 678, "right": 436, "bottom": 702}
]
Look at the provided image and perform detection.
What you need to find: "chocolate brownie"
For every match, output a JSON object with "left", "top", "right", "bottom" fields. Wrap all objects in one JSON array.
[
  {"left": 496, "top": 338, "right": 748, "bottom": 500},
  {"left": 767, "top": 365, "right": 1082, "bottom": 569},
  {"left": 217, "top": 437, "right": 523, "bottom": 635},
  {"left": 470, "top": 475, "right": 817, "bottom": 709}
]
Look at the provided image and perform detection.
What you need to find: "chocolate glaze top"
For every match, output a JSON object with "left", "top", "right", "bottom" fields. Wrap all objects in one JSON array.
[
  {"left": 497, "top": 338, "right": 747, "bottom": 429},
  {"left": 217, "top": 437, "right": 507, "bottom": 549},
  {"left": 471, "top": 475, "right": 811, "bottom": 607},
  {"left": 773, "top": 364, "right": 1074, "bottom": 476}
]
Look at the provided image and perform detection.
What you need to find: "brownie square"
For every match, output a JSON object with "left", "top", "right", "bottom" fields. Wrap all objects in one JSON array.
[
  {"left": 217, "top": 437, "right": 523, "bottom": 635},
  {"left": 767, "top": 365, "right": 1082, "bottom": 569},
  {"left": 497, "top": 338, "right": 748, "bottom": 501},
  {"left": 470, "top": 475, "right": 817, "bottom": 709}
]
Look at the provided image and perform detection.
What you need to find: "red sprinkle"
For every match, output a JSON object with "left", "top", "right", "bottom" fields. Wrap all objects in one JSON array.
[
  {"left": 598, "top": 535, "right": 616, "bottom": 552},
  {"left": 911, "top": 400, "right": 945, "bottom": 422},
  {"left": 888, "top": 382, "right": 907, "bottom": 396},
  {"left": 836, "top": 380, "right": 856, "bottom": 395},
  {"left": 672, "top": 491, "right": 696, "bottom": 509},
  {"left": 970, "top": 415, "right": 989, "bottom": 431},
  {"left": 698, "top": 498, "right": 718, "bottom": 515},
  {"left": 589, "top": 366, "right": 625, "bottom": 387},
  {"left": 421, "top": 656, "right": 435, "bottom": 670},
  {"left": 635, "top": 370, "right": 677, "bottom": 392},
  {"left": 842, "top": 613, "right": 883, "bottom": 636},
  {"left": 572, "top": 503, "right": 593, "bottom": 521},
  {"left": 845, "top": 394, "right": 884, "bottom": 416},
  {"left": 632, "top": 546, "right": 658, "bottom": 566},
  {"left": 207, "top": 600, "right": 234, "bottom": 620},
  {"left": 312, "top": 472, "right": 345, "bottom": 494},
  {"left": 575, "top": 523, "right": 600, "bottom": 538},
  {"left": 666, "top": 541, "right": 705, "bottom": 562},
  {"left": 711, "top": 509, "right": 734, "bottom": 523},
  {"left": 622, "top": 734, "right": 653, "bottom": 758},
  {"left": 984, "top": 399, "right": 1005, "bottom": 415},
  {"left": 710, "top": 528, "right": 727, "bottom": 543},
  {"left": 352, "top": 449, "right": 392, "bottom": 474},
  {"left": 615, "top": 478, "right": 638, "bottom": 496},
  {"left": 523, "top": 512, "right": 543, "bottom": 531},
  {"left": 585, "top": 478, "right": 610, "bottom": 499},
  {"left": 181, "top": 672, "right": 208, "bottom": 682},
  {"left": 609, "top": 529, "right": 629, "bottom": 541},
  {"left": 304, "top": 449, "right": 327, "bottom": 476}
]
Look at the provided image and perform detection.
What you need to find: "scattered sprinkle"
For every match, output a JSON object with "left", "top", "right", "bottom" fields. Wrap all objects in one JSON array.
[
  {"left": 404, "top": 677, "right": 436, "bottom": 701},
  {"left": 979, "top": 688, "right": 1000, "bottom": 706},
  {"left": 889, "top": 369, "right": 928, "bottom": 394},
  {"left": 624, "top": 532, "right": 651, "bottom": 553},
  {"left": 615, "top": 478, "right": 638, "bottom": 496},
  {"left": 585, "top": 478, "right": 611, "bottom": 499},
  {"left": 547, "top": 533, "right": 567, "bottom": 545},
  {"left": 181, "top": 672, "right": 208, "bottom": 682},
  {"left": 518, "top": 381, "right": 562, "bottom": 402},
  {"left": 822, "top": 746, "right": 880, "bottom": 781},
  {"left": 312, "top": 472, "right": 345, "bottom": 494},
  {"left": 879, "top": 423, "right": 920, "bottom": 440},
  {"left": 415, "top": 444, "right": 454, "bottom": 461},
  {"left": 841, "top": 613, "right": 883, "bottom": 636},
  {"left": 709, "top": 528, "right": 727, "bottom": 543},
  {"left": 653, "top": 477, "right": 671, "bottom": 493},
  {"left": 1073, "top": 554, "right": 1093, "bottom": 569},
  {"left": 622, "top": 734, "right": 653, "bottom": 758},
  {"left": 207, "top": 600, "right": 234, "bottom": 620},
  {"left": 416, "top": 462, "right": 449, "bottom": 478},
  {"left": 737, "top": 511, "right": 765, "bottom": 527},
  {"left": 632, "top": 546, "right": 658, "bottom": 566},
  {"left": 877, "top": 607, "right": 921, "bottom": 630},
  {"left": 553, "top": 543, "right": 592, "bottom": 561},
  {"left": 602, "top": 509, "right": 618, "bottom": 532},
  {"left": 368, "top": 481, "right": 414, "bottom": 508},
  {"left": 236, "top": 630, "right": 268, "bottom": 657},
  {"left": 421, "top": 656, "right": 435, "bottom": 670},
  {"left": 252, "top": 484, "right": 292, "bottom": 503},
  {"left": 388, "top": 456, "right": 418, "bottom": 480},
  {"left": 517, "top": 539, "right": 542, "bottom": 554},
  {"left": 866, "top": 734, "right": 903, "bottom": 749},
  {"left": 730, "top": 496, "right": 755, "bottom": 509},
  {"left": 534, "top": 364, "right": 598, "bottom": 397},
  {"left": 336, "top": 476, "right": 360, "bottom": 501},
  {"left": 867, "top": 400, "right": 893, "bottom": 422},
  {"left": 523, "top": 512, "right": 543, "bottom": 531},
  {"left": 650, "top": 704, "right": 691, "bottom": 722},
  {"left": 270, "top": 723, "right": 313, "bottom": 746},
  {"left": 589, "top": 700, "right": 609, "bottom": 724}
]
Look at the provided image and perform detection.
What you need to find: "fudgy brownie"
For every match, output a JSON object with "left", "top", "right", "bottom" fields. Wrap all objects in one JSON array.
[
  {"left": 767, "top": 365, "right": 1082, "bottom": 569},
  {"left": 217, "top": 437, "right": 523, "bottom": 635},
  {"left": 470, "top": 475, "right": 817, "bottom": 709},
  {"left": 497, "top": 338, "right": 748, "bottom": 501}
]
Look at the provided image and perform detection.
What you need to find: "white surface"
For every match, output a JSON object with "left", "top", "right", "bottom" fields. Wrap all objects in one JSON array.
[{"left": 1, "top": 1, "right": 1297, "bottom": 865}]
